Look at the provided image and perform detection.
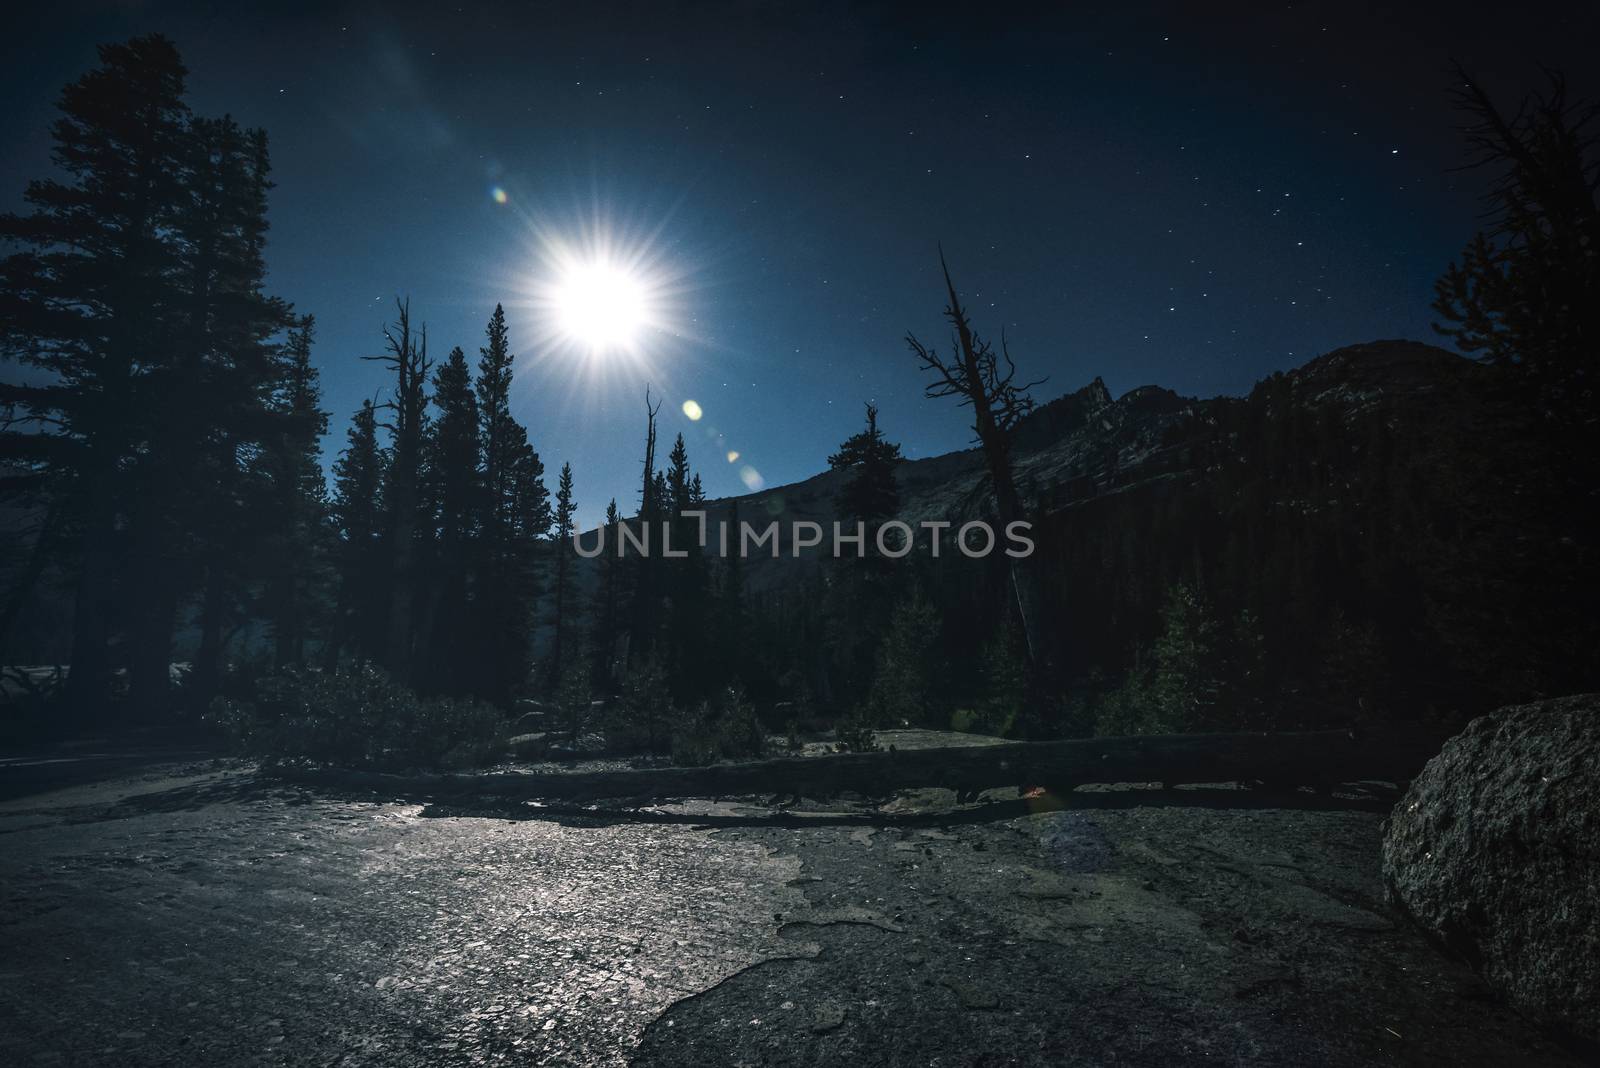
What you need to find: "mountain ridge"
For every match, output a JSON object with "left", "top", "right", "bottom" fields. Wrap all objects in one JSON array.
[{"left": 677, "top": 339, "right": 1477, "bottom": 570}]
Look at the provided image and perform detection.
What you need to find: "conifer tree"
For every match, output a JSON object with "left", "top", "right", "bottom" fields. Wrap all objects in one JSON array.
[
  {"left": 865, "top": 587, "right": 943, "bottom": 726},
  {"left": 260, "top": 315, "right": 330, "bottom": 669},
  {"left": 549, "top": 461, "right": 577, "bottom": 686},
  {"left": 828, "top": 403, "right": 902, "bottom": 523},
  {"left": 179, "top": 115, "right": 294, "bottom": 705},
  {"left": 0, "top": 36, "right": 192, "bottom": 711},
  {"left": 473, "top": 305, "right": 548, "bottom": 703},
  {"left": 1149, "top": 583, "right": 1221, "bottom": 732},
  {"left": 710, "top": 498, "right": 750, "bottom": 694},
  {"left": 663, "top": 434, "right": 710, "bottom": 700},
  {"left": 424, "top": 345, "right": 479, "bottom": 693},
  {"left": 329, "top": 400, "right": 388, "bottom": 666},
  {"left": 1433, "top": 69, "right": 1598, "bottom": 424},
  {"left": 825, "top": 404, "right": 905, "bottom": 707},
  {"left": 593, "top": 497, "right": 624, "bottom": 690}
]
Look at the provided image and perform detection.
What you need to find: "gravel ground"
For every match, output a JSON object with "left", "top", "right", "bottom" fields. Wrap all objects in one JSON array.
[{"left": 0, "top": 750, "right": 1583, "bottom": 1067}]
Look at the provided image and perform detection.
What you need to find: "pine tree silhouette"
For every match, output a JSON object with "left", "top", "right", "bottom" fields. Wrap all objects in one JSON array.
[
  {"left": 549, "top": 461, "right": 577, "bottom": 686},
  {"left": 329, "top": 400, "right": 388, "bottom": 667},
  {"left": 423, "top": 344, "right": 480, "bottom": 694}
]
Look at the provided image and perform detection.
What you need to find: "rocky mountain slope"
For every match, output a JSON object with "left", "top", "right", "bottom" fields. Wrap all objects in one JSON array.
[{"left": 681, "top": 339, "right": 1479, "bottom": 589}]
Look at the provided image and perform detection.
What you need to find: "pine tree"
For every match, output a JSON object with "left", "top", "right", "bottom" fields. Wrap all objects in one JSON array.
[
  {"left": 1432, "top": 70, "right": 1598, "bottom": 426},
  {"left": 260, "top": 315, "right": 330, "bottom": 670},
  {"left": 823, "top": 404, "right": 905, "bottom": 706},
  {"left": 179, "top": 115, "right": 295, "bottom": 705},
  {"left": 865, "top": 586, "right": 943, "bottom": 726},
  {"left": 476, "top": 303, "right": 516, "bottom": 545},
  {"left": 666, "top": 433, "right": 691, "bottom": 514},
  {"left": 827, "top": 403, "right": 902, "bottom": 523},
  {"left": 0, "top": 36, "right": 192, "bottom": 712},
  {"left": 423, "top": 345, "right": 479, "bottom": 693},
  {"left": 473, "top": 305, "right": 548, "bottom": 704},
  {"left": 662, "top": 434, "right": 710, "bottom": 700},
  {"left": 549, "top": 461, "right": 577, "bottom": 686},
  {"left": 1149, "top": 583, "right": 1221, "bottom": 732},
  {"left": 592, "top": 497, "right": 624, "bottom": 690},
  {"left": 718, "top": 498, "right": 748, "bottom": 687},
  {"left": 329, "top": 400, "right": 388, "bottom": 666}
]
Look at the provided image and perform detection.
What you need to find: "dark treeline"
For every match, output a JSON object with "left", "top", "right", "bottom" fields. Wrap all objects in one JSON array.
[{"left": 1, "top": 40, "right": 1594, "bottom": 758}]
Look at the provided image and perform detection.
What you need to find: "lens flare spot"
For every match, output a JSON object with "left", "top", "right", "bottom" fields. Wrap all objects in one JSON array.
[
  {"left": 682, "top": 399, "right": 703, "bottom": 421},
  {"left": 726, "top": 450, "right": 740, "bottom": 463},
  {"left": 491, "top": 186, "right": 509, "bottom": 205},
  {"left": 739, "top": 465, "right": 764, "bottom": 491}
]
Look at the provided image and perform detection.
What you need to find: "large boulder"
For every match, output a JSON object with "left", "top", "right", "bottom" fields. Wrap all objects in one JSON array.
[{"left": 1383, "top": 694, "right": 1600, "bottom": 1041}]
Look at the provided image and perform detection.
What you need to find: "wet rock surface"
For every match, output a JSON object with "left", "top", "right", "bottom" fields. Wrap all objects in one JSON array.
[
  {"left": 636, "top": 794, "right": 1576, "bottom": 1066},
  {"left": 1383, "top": 694, "right": 1600, "bottom": 1043},
  {"left": 0, "top": 764, "right": 807, "bottom": 1066},
  {"left": 0, "top": 756, "right": 1584, "bottom": 1066}
]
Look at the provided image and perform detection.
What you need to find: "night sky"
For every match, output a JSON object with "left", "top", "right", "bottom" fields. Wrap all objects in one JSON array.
[{"left": 4, "top": 1, "right": 1595, "bottom": 524}]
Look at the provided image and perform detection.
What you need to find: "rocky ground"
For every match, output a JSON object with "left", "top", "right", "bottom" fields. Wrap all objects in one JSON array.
[{"left": 0, "top": 736, "right": 1583, "bottom": 1066}]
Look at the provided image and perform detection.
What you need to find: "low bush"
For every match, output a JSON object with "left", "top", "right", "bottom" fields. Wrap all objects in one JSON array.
[
  {"left": 833, "top": 708, "right": 880, "bottom": 753},
  {"left": 206, "top": 664, "right": 508, "bottom": 771},
  {"left": 669, "top": 687, "right": 768, "bottom": 766}
]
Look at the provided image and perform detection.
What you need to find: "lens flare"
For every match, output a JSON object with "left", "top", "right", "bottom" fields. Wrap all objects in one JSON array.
[{"left": 681, "top": 399, "right": 702, "bottom": 420}]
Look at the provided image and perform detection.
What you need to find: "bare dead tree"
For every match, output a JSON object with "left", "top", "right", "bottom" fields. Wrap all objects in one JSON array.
[
  {"left": 364, "top": 297, "right": 432, "bottom": 675},
  {"left": 640, "top": 386, "right": 662, "bottom": 521},
  {"left": 906, "top": 251, "right": 1048, "bottom": 669},
  {"left": 629, "top": 387, "right": 664, "bottom": 659}
]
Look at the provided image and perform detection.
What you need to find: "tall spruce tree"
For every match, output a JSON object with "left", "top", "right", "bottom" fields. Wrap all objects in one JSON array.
[
  {"left": 826, "top": 404, "right": 904, "bottom": 709},
  {"left": 260, "top": 315, "right": 330, "bottom": 669},
  {"left": 423, "top": 345, "right": 479, "bottom": 694},
  {"left": 329, "top": 400, "right": 388, "bottom": 666},
  {"left": 717, "top": 498, "right": 748, "bottom": 692},
  {"left": 178, "top": 116, "right": 294, "bottom": 706},
  {"left": 474, "top": 304, "right": 548, "bottom": 704},
  {"left": 1433, "top": 70, "right": 1599, "bottom": 427},
  {"left": 663, "top": 434, "right": 711, "bottom": 700},
  {"left": 828, "top": 403, "right": 902, "bottom": 523},
  {"left": 549, "top": 461, "right": 577, "bottom": 686},
  {"left": 593, "top": 497, "right": 624, "bottom": 690},
  {"left": 0, "top": 36, "right": 191, "bottom": 711}
]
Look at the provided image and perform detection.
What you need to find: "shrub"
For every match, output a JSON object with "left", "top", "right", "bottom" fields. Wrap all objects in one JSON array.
[
  {"left": 834, "top": 708, "right": 880, "bottom": 753},
  {"left": 864, "top": 588, "right": 943, "bottom": 726},
  {"left": 669, "top": 686, "right": 768, "bottom": 766},
  {"left": 669, "top": 703, "right": 721, "bottom": 767},
  {"left": 606, "top": 655, "right": 672, "bottom": 754},
  {"left": 205, "top": 664, "right": 508, "bottom": 771},
  {"left": 972, "top": 624, "right": 1025, "bottom": 736}
]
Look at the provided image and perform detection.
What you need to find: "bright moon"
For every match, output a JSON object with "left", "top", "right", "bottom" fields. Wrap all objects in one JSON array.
[{"left": 552, "top": 260, "right": 647, "bottom": 351}]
